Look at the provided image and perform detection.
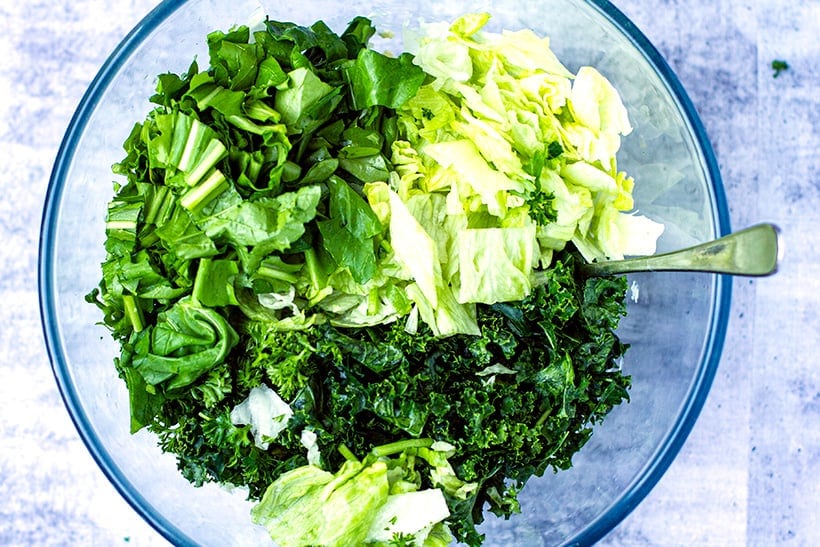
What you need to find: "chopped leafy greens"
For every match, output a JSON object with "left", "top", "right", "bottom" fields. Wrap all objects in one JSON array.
[{"left": 88, "top": 12, "right": 661, "bottom": 546}]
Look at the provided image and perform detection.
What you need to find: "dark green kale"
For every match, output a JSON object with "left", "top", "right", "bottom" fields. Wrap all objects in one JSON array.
[{"left": 299, "top": 252, "right": 629, "bottom": 545}]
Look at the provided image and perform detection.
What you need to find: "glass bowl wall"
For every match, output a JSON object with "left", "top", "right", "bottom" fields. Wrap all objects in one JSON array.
[{"left": 40, "top": 0, "right": 730, "bottom": 545}]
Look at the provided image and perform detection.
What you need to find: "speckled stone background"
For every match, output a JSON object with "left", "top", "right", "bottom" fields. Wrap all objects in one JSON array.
[{"left": 1, "top": 0, "right": 817, "bottom": 545}]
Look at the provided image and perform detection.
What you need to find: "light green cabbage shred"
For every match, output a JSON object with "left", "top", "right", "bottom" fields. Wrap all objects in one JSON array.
[{"left": 375, "top": 12, "right": 662, "bottom": 336}]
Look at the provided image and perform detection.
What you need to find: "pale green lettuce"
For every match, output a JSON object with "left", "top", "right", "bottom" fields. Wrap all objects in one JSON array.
[
  {"left": 386, "top": 187, "right": 441, "bottom": 307},
  {"left": 392, "top": 11, "right": 663, "bottom": 286},
  {"left": 250, "top": 460, "right": 389, "bottom": 547},
  {"left": 455, "top": 225, "right": 537, "bottom": 305},
  {"left": 365, "top": 489, "right": 451, "bottom": 544},
  {"left": 250, "top": 442, "right": 462, "bottom": 546},
  {"left": 364, "top": 179, "right": 483, "bottom": 337}
]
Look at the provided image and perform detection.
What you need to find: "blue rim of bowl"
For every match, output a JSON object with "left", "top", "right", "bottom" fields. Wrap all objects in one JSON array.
[
  {"left": 566, "top": 1, "right": 732, "bottom": 545},
  {"left": 38, "top": 0, "right": 731, "bottom": 545},
  {"left": 38, "top": 1, "right": 196, "bottom": 545}
]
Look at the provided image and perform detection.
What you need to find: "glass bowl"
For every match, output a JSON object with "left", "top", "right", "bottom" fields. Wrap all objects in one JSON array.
[{"left": 39, "top": 0, "right": 730, "bottom": 545}]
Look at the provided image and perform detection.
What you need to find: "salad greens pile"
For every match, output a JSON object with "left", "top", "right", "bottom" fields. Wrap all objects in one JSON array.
[{"left": 88, "top": 12, "right": 662, "bottom": 546}]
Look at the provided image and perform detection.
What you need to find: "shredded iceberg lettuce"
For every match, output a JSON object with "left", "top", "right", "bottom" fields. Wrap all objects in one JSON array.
[{"left": 372, "top": 12, "right": 663, "bottom": 335}]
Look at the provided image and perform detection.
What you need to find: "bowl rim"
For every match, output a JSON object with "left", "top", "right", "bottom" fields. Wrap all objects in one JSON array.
[
  {"left": 38, "top": 0, "right": 731, "bottom": 545},
  {"left": 573, "top": 0, "right": 732, "bottom": 543},
  {"left": 39, "top": 1, "right": 197, "bottom": 544}
]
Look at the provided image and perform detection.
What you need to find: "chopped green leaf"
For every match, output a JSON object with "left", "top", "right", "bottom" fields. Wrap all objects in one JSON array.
[
  {"left": 772, "top": 59, "right": 789, "bottom": 78},
  {"left": 131, "top": 298, "right": 239, "bottom": 390},
  {"left": 346, "top": 49, "right": 426, "bottom": 109}
]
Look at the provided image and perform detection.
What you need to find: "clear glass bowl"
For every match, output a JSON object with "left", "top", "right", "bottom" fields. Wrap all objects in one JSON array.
[{"left": 39, "top": 0, "right": 731, "bottom": 545}]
